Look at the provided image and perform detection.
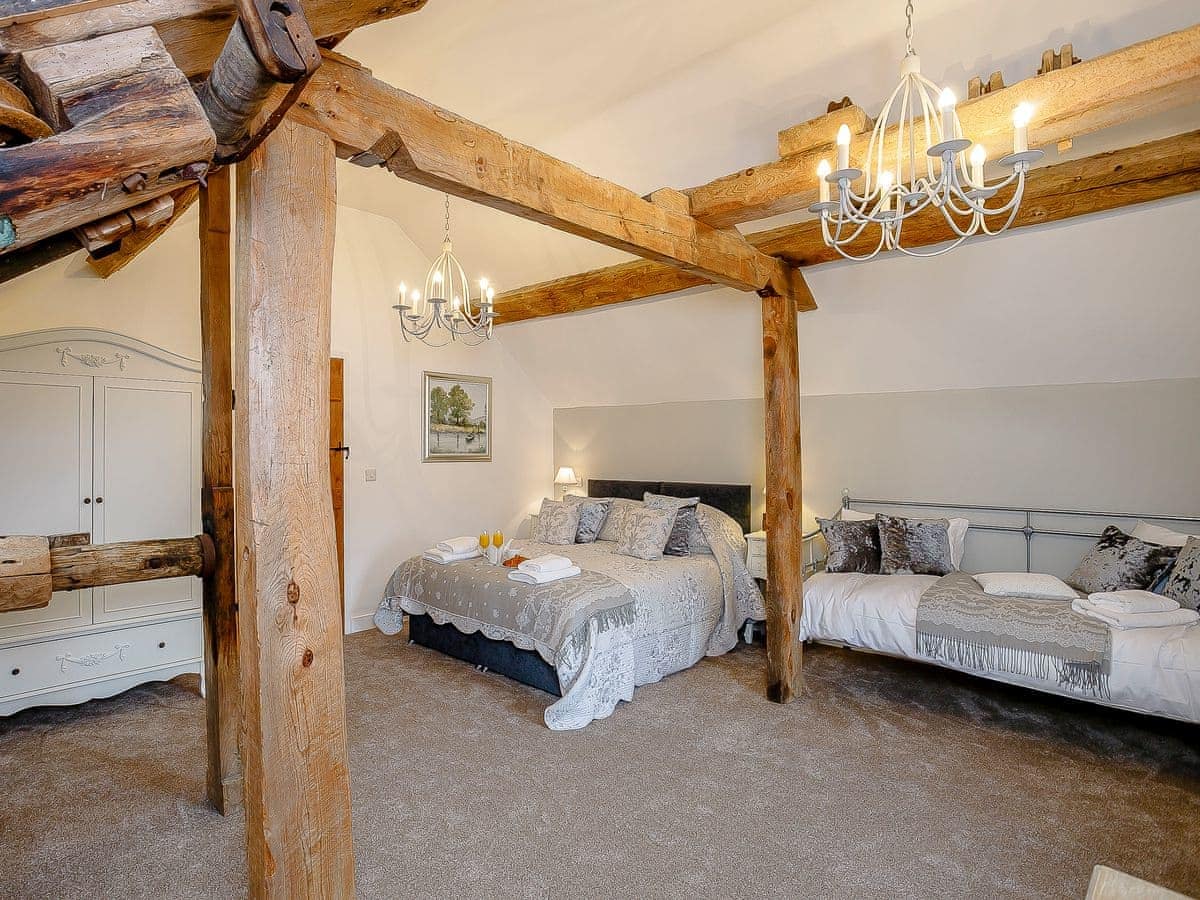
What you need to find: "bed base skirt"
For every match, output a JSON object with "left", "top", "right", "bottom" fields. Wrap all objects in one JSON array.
[{"left": 408, "top": 614, "right": 562, "bottom": 697}]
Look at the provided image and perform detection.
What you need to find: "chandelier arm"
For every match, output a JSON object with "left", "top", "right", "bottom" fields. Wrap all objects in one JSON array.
[
  {"left": 830, "top": 225, "right": 889, "bottom": 261},
  {"left": 978, "top": 191, "right": 1024, "bottom": 236}
]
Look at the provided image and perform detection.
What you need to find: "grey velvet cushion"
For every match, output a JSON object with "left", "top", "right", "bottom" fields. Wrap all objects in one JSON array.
[
  {"left": 533, "top": 498, "right": 581, "bottom": 546},
  {"left": 1066, "top": 525, "right": 1179, "bottom": 594},
  {"left": 877, "top": 514, "right": 954, "bottom": 576},
  {"left": 562, "top": 494, "right": 612, "bottom": 543},
  {"left": 1160, "top": 536, "right": 1200, "bottom": 611},
  {"left": 616, "top": 506, "right": 675, "bottom": 561},
  {"left": 597, "top": 497, "right": 641, "bottom": 542},
  {"left": 643, "top": 492, "right": 700, "bottom": 557},
  {"left": 818, "top": 517, "right": 881, "bottom": 574}
]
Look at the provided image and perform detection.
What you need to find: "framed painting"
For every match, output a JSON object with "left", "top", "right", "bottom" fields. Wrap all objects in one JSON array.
[{"left": 423, "top": 371, "right": 491, "bottom": 462}]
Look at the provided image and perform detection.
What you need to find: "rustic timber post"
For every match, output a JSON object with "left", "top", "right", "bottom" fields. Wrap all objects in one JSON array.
[
  {"left": 234, "top": 118, "right": 354, "bottom": 896},
  {"left": 199, "top": 164, "right": 242, "bottom": 815},
  {"left": 759, "top": 267, "right": 809, "bottom": 704}
]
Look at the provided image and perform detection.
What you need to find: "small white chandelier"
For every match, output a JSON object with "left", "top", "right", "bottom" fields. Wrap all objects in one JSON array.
[
  {"left": 393, "top": 194, "right": 496, "bottom": 346},
  {"left": 810, "top": 0, "right": 1043, "bottom": 260}
]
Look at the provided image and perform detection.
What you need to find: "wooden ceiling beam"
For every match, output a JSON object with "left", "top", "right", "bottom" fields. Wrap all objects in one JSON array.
[
  {"left": 0, "top": 0, "right": 429, "bottom": 78},
  {"left": 493, "top": 129, "right": 1200, "bottom": 324},
  {"left": 288, "top": 53, "right": 782, "bottom": 292},
  {"left": 685, "top": 23, "right": 1200, "bottom": 228}
]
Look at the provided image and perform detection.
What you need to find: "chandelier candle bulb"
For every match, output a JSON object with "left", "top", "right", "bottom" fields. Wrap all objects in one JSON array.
[
  {"left": 878, "top": 170, "right": 894, "bottom": 211},
  {"left": 1013, "top": 103, "right": 1033, "bottom": 154},
  {"left": 969, "top": 144, "right": 986, "bottom": 186},
  {"left": 817, "top": 160, "right": 832, "bottom": 203},
  {"left": 836, "top": 124, "right": 851, "bottom": 171},
  {"left": 938, "top": 88, "right": 957, "bottom": 139}
]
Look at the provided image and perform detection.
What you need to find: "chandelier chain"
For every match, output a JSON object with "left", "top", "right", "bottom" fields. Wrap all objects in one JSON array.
[
  {"left": 904, "top": 0, "right": 915, "bottom": 55},
  {"left": 443, "top": 194, "right": 451, "bottom": 242}
]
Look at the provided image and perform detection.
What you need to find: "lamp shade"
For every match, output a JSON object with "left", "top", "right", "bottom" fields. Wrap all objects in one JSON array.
[{"left": 554, "top": 466, "right": 580, "bottom": 486}]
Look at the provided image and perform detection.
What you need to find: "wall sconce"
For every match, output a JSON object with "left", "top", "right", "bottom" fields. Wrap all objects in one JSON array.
[{"left": 554, "top": 466, "right": 581, "bottom": 497}]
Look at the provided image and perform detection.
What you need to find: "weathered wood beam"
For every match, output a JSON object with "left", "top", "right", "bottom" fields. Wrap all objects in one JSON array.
[
  {"left": 777, "top": 101, "right": 870, "bottom": 158},
  {"left": 686, "top": 24, "right": 1200, "bottom": 227},
  {"left": 0, "top": 230, "right": 81, "bottom": 284},
  {"left": 199, "top": 164, "right": 240, "bottom": 816},
  {"left": 0, "top": 0, "right": 429, "bottom": 79},
  {"left": 1, "top": 27, "right": 214, "bottom": 254},
  {"left": 0, "top": 535, "right": 51, "bottom": 612},
  {"left": 494, "top": 129, "right": 1200, "bottom": 323},
  {"left": 50, "top": 536, "right": 210, "bottom": 590},
  {"left": 289, "top": 53, "right": 781, "bottom": 292},
  {"left": 760, "top": 268, "right": 806, "bottom": 704},
  {"left": 235, "top": 117, "right": 354, "bottom": 895},
  {"left": 85, "top": 185, "right": 199, "bottom": 278}
]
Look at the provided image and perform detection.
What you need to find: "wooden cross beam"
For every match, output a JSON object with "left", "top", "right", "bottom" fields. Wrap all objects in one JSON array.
[
  {"left": 685, "top": 23, "right": 1200, "bottom": 228},
  {"left": 492, "top": 129, "right": 1200, "bottom": 324},
  {"left": 287, "top": 53, "right": 783, "bottom": 293}
]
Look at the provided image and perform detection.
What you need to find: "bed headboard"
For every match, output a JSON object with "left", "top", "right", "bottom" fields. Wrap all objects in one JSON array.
[{"left": 587, "top": 479, "right": 752, "bottom": 535}]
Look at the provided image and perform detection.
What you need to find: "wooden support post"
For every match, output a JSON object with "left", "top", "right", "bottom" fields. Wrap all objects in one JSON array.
[
  {"left": 199, "top": 163, "right": 241, "bottom": 815},
  {"left": 759, "top": 268, "right": 806, "bottom": 704},
  {"left": 235, "top": 118, "right": 354, "bottom": 896}
]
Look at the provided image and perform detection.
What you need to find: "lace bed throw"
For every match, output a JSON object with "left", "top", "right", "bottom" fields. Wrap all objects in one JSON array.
[{"left": 916, "top": 571, "right": 1110, "bottom": 695}]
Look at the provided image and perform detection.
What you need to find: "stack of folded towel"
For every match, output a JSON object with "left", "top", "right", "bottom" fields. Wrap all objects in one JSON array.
[
  {"left": 422, "top": 536, "right": 482, "bottom": 564},
  {"left": 508, "top": 554, "right": 580, "bottom": 585},
  {"left": 1072, "top": 590, "right": 1199, "bottom": 629}
]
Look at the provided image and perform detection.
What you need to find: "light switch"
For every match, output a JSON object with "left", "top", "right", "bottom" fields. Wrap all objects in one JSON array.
[{"left": 364, "top": 467, "right": 377, "bottom": 482}]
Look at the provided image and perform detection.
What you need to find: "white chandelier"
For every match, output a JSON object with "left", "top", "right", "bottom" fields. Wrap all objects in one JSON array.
[
  {"left": 393, "top": 195, "right": 495, "bottom": 346},
  {"left": 810, "top": 0, "right": 1043, "bottom": 260}
]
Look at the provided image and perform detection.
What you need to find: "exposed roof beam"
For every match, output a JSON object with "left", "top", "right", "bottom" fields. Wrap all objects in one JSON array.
[
  {"left": 685, "top": 24, "right": 1200, "bottom": 228},
  {"left": 494, "top": 129, "right": 1200, "bottom": 324},
  {"left": 288, "top": 53, "right": 783, "bottom": 292},
  {"left": 0, "top": 0, "right": 429, "bottom": 78}
]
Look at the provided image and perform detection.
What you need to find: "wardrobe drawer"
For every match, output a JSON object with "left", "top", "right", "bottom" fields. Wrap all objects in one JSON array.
[{"left": 0, "top": 616, "right": 200, "bottom": 700}]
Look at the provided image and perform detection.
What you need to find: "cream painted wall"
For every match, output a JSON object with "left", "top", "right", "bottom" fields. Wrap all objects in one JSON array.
[{"left": 0, "top": 194, "right": 554, "bottom": 635}]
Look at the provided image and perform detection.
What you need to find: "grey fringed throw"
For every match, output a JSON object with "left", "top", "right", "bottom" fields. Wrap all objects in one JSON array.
[{"left": 917, "top": 572, "right": 1110, "bottom": 695}]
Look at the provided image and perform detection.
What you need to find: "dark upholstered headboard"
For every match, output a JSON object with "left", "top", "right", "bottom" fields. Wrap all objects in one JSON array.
[{"left": 587, "top": 479, "right": 752, "bottom": 535}]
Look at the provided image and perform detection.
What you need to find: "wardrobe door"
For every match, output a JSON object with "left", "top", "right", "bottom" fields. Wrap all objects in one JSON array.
[
  {"left": 0, "top": 371, "right": 94, "bottom": 639},
  {"left": 92, "top": 377, "right": 202, "bottom": 623}
]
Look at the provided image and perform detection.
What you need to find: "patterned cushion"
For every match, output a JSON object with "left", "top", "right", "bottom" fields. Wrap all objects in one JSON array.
[
  {"left": 562, "top": 494, "right": 611, "bottom": 543},
  {"left": 597, "top": 497, "right": 642, "bottom": 542},
  {"left": 533, "top": 498, "right": 581, "bottom": 546},
  {"left": 1161, "top": 536, "right": 1200, "bottom": 612},
  {"left": 877, "top": 514, "right": 954, "bottom": 576},
  {"left": 818, "top": 517, "right": 881, "bottom": 574},
  {"left": 615, "top": 506, "right": 675, "bottom": 561},
  {"left": 687, "top": 504, "right": 717, "bottom": 556},
  {"left": 643, "top": 492, "right": 700, "bottom": 557},
  {"left": 1066, "top": 525, "right": 1179, "bottom": 594}
]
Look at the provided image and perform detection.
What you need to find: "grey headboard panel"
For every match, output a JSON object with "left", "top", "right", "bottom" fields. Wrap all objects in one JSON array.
[{"left": 587, "top": 479, "right": 752, "bottom": 535}]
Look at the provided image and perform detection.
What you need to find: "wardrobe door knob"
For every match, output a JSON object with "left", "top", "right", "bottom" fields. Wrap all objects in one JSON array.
[
  {"left": 83, "top": 497, "right": 91, "bottom": 504},
  {"left": 10, "top": 668, "right": 19, "bottom": 676},
  {"left": 158, "top": 641, "right": 166, "bottom": 649},
  {"left": 95, "top": 497, "right": 103, "bottom": 504}
]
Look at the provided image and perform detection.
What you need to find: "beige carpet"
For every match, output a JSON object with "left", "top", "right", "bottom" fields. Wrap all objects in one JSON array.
[{"left": 1, "top": 628, "right": 1197, "bottom": 899}]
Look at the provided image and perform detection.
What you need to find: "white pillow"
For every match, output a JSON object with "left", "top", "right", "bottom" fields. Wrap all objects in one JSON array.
[
  {"left": 1130, "top": 520, "right": 1190, "bottom": 548},
  {"left": 839, "top": 507, "right": 875, "bottom": 521},
  {"left": 947, "top": 517, "right": 969, "bottom": 570},
  {"left": 976, "top": 572, "right": 1078, "bottom": 602}
]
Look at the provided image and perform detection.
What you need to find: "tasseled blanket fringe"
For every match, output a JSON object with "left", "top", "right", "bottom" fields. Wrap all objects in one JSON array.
[{"left": 917, "top": 632, "right": 1110, "bottom": 698}]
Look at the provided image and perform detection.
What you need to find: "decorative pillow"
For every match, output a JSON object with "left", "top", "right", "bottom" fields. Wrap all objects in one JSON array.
[
  {"left": 1161, "top": 536, "right": 1200, "bottom": 612},
  {"left": 1131, "top": 520, "right": 1191, "bottom": 548},
  {"left": 686, "top": 504, "right": 717, "bottom": 556},
  {"left": 817, "top": 517, "right": 881, "bottom": 574},
  {"left": 597, "top": 497, "right": 641, "bottom": 542},
  {"left": 975, "top": 572, "right": 1079, "bottom": 602},
  {"left": 615, "top": 506, "right": 675, "bottom": 561},
  {"left": 533, "top": 498, "right": 581, "bottom": 546},
  {"left": 643, "top": 492, "right": 700, "bottom": 557},
  {"left": 946, "top": 517, "right": 970, "bottom": 570},
  {"left": 1066, "top": 525, "right": 1179, "bottom": 594},
  {"left": 876, "top": 514, "right": 954, "bottom": 576},
  {"left": 562, "top": 494, "right": 611, "bottom": 543}
]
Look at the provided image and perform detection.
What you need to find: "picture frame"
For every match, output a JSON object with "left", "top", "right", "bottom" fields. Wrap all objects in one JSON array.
[{"left": 423, "top": 371, "right": 492, "bottom": 462}]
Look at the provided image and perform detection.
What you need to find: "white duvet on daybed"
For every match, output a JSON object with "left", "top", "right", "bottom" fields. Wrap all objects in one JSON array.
[{"left": 799, "top": 572, "right": 1200, "bottom": 724}]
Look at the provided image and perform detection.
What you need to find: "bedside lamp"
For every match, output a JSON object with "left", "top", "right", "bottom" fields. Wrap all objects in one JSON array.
[{"left": 554, "top": 466, "right": 581, "bottom": 497}]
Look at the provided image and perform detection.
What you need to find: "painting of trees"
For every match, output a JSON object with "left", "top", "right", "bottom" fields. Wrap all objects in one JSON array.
[{"left": 424, "top": 372, "right": 491, "bottom": 461}]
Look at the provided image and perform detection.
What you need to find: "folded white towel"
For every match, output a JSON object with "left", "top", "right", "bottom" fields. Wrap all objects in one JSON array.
[
  {"left": 518, "top": 554, "right": 573, "bottom": 575},
  {"left": 437, "top": 536, "right": 480, "bottom": 555},
  {"left": 1072, "top": 597, "right": 1198, "bottom": 630},
  {"left": 1087, "top": 590, "right": 1179, "bottom": 614},
  {"left": 508, "top": 565, "right": 581, "bottom": 585},
  {"left": 422, "top": 547, "right": 481, "bottom": 564}
]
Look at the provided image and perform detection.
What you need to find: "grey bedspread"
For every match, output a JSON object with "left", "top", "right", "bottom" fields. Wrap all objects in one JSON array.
[{"left": 917, "top": 571, "right": 1110, "bottom": 694}]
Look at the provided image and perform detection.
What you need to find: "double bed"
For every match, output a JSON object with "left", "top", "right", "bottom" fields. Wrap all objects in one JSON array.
[
  {"left": 800, "top": 497, "right": 1200, "bottom": 724},
  {"left": 375, "top": 480, "right": 765, "bottom": 729}
]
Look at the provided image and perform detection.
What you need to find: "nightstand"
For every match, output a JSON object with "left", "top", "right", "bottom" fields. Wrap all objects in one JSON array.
[{"left": 745, "top": 530, "right": 767, "bottom": 579}]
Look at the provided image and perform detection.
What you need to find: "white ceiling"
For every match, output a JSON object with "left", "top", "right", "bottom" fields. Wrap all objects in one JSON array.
[{"left": 336, "top": 0, "right": 1200, "bottom": 293}]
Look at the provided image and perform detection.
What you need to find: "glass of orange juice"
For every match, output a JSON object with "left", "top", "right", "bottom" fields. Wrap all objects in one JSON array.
[
  {"left": 493, "top": 529, "right": 504, "bottom": 548},
  {"left": 479, "top": 531, "right": 491, "bottom": 550}
]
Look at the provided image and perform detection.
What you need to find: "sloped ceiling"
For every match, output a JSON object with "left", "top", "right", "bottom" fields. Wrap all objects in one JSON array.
[{"left": 337, "top": 0, "right": 1200, "bottom": 295}]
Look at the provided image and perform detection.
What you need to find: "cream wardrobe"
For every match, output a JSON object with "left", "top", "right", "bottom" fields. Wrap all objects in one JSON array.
[{"left": 0, "top": 329, "right": 203, "bottom": 716}]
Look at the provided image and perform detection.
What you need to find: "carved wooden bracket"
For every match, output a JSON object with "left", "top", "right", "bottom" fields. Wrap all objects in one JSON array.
[{"left": 968, "top": 71, "right": 1006, "bottom": 99}]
